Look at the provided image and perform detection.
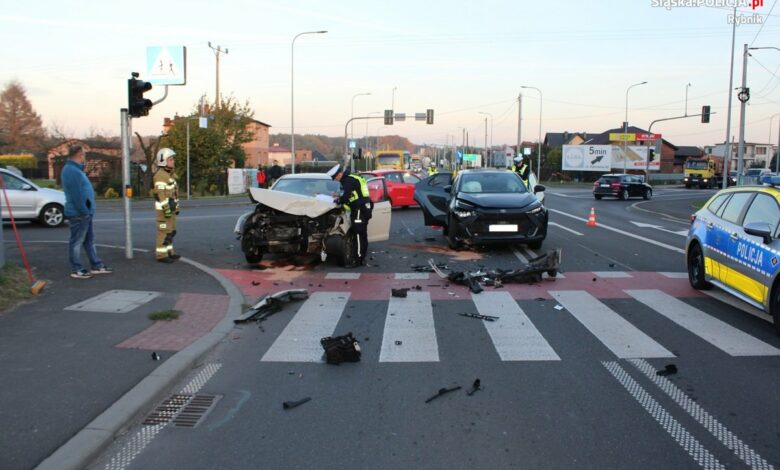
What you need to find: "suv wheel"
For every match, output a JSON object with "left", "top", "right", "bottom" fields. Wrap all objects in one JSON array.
[
  {"left": 594, "top": 194, "right": 603, "bottom": 200},
  {"left": 770, "top": 282, "right": 780, "bottom": 335},
  {"left": 643, "top": 188, "right": 652, "bottom": 200},
  {"left": 620, "top": 188, "right": 629, "bottom": 200},
  {"left": 687, "top": 243, "right": 712, "bottom": 290},
  {"left": 447, "top": 215, "right": 461, "bottom": 250}
]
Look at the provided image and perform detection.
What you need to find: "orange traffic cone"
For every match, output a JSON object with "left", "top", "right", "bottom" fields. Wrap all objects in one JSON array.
[{"left": 586, "top": 208, "right": 597, "bottom": 227}]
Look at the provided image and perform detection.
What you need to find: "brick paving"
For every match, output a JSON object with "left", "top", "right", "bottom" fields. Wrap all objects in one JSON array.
[{"left": 116, "top": 293, "right": 230, "bottom": 352}]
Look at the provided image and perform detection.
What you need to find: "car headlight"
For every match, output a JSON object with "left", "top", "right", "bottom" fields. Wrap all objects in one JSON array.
[
  {"left": 454, "top": 209, "right": 474, "bottom": 218},
  {"left": 528, "top": 206, "right": 544, "bottom": 215}
]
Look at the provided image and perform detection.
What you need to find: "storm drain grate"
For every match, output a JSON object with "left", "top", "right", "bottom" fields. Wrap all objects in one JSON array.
[
  {"left": 172, "top": 394, "right": 221, "bottom": 428},
  {"left": 142, "top": 394, "right": 192, "bottom": 425}
]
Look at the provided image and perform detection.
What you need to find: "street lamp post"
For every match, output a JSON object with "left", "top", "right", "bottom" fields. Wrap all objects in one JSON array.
[
  {"left": 351, "top": 92, "right": 371, "bottom": 140},
  {"left": 291, "top": 30, "right": 327, "bottom": 174},
  {"left": 478, "top": 112, "right": 493, "bottom": 167},
  {"left": 623, "top": 81, "right": 648, "bottom": 173},
  {"left": 521, "top": 86, "right": 543, "bottom": 177}
]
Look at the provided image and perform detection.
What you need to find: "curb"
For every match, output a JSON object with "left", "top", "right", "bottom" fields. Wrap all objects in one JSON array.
[{"left": 35, "top": 256, "right": 244, "bottom": 470}]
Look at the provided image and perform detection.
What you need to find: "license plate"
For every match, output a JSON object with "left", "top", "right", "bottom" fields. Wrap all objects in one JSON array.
[
  {"left": 600, "top": 184, "right": 610, "bottom": 187},
  {"left": 489, "top": 224, "right": 517, "bottom": 232}
]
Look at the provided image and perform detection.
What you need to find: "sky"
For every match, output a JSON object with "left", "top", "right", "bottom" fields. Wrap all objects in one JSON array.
[{"left": 2, "top": 0, "right": 780, "bottom": 148}]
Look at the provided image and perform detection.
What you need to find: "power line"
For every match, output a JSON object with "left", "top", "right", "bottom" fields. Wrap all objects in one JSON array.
[{"left": 750, "top": 0, "right": 777, "bottom": 46}]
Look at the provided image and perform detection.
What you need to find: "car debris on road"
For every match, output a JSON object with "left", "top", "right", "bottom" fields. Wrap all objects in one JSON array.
[
  {"left": 459, "top": 312, "right": 499, "bottom": 321},
  {"left": 427, "top": 248, "right": 562, "bottom": 293},
  {"left": 283, "top": 397, "right": 312, "bottom": 410},
  {"left": 425, "top": 385, "right": 462, "bottom": 403},
  {"left": 321, "top": 332, "right": 362, "bottom": 365},
  {"left": 234, "top": 289, "right": 309, "bottom": 324}
]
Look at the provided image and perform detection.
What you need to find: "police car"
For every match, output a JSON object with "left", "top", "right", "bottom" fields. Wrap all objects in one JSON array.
[{"left": 686, "top": 175, "right": 780, "bottom": 334}]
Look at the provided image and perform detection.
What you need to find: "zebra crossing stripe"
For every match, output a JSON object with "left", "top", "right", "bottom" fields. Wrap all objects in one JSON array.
[
  {"left": 379, "top": 291, "right": 439, "bottom": 362},
  {"left": 630, "top": 359, "right": 775, "bottom": 470},
  {"left": 602, "top": 361, "right": 725, "bottom": 470},
  {"left": 625, "top": 289, "right": 780, "bottom": 357},
  {"left": 472, "top": 292, "right": 560, "bottom": 361},
  {"left": 394, "top": 273, "right": 430, "bottom": 280},
  {"left": 261, "top": 292, "right": 350, "bottom": 362},
  {"left": 551, "top": 290, "right": 675, "bottom": 359},
  {"left": 325, "top": 272, "right": 361, "bottom": 280}
]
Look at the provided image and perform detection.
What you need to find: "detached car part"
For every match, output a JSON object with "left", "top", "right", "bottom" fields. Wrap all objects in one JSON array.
[{"left": 234, "top": 289, "right": 309, "bottom": 324}]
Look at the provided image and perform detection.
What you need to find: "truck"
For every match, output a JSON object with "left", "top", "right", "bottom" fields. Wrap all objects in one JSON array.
[{"left": 683, "top": 156, "right": 724, "bottom": 189}]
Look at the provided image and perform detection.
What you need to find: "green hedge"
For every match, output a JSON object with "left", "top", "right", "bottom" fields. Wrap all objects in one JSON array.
[{"left": 0, "top": 154, "right": 37, "bottom": 169}]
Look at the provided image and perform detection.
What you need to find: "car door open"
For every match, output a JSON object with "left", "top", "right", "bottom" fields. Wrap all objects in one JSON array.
[
  {"left": 414, "top": 172, "right": 452, "bottom": 226},
  {"left": 366, "top": 177, "right": 392, "bottom": 242}
]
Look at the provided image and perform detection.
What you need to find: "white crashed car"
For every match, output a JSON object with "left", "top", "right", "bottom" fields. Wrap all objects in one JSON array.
[
  {"left": 1, "top": 168, "right": 66, "bottom": 227},
  {"left": 234, "top": 173, "right": 392, "bottom": 265}
]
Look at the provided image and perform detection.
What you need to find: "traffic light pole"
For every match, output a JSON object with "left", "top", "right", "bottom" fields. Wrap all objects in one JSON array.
[
  {"left": 644, "top": 111, "right": 714, "bottom": 176},
  {"left": 121, "top": 108, "right": 133, "bottom": 259},
  {"left": 344, "top": 116, "right": 383, "bottom": 171}
]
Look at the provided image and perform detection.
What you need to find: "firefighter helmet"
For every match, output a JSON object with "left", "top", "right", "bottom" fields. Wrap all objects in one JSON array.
[{"left": 156, "top": 148, "right": 176, "bottom": 166}]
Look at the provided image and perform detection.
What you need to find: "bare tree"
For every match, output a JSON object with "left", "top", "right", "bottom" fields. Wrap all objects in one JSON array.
[{"left": 135, "top": 132, "right": 161, "bottom": 194}]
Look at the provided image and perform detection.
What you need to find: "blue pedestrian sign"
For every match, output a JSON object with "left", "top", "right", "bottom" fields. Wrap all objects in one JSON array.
[
  {"left": 349, "top": 140, "right": 357, "bottom": 149},
  {"left": 146, "top": 46, "right": 187, "bottom": 85}
]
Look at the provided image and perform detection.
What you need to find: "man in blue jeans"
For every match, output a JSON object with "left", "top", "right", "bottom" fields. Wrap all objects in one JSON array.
[{"left": 61, "top": 145, "right": 112, "bottom": 279}]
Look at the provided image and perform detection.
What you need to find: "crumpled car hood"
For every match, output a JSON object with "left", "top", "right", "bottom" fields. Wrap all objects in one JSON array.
[{"left": 249, "top": 187, "right": 338, "bottom": 218}]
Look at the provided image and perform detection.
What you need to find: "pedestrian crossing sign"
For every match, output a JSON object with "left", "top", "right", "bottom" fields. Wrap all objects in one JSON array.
[{"left": 146, "top": 46, "right": 187, "bottom": 85}]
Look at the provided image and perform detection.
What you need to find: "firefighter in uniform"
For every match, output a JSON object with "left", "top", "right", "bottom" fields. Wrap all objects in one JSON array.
[
  {"left": 328, "top": 164, "right": 372, "bottom": 268},
  {"left": 152, "top": 148, "right": 180, "bottom": 263},
  {"left": 512, "top": 155, "right": 530, "bottom": 188}
]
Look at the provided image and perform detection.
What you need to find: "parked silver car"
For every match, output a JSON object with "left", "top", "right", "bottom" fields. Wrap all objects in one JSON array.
[{"left": 0, "top": 168, "right": 66, "bottom": 227}]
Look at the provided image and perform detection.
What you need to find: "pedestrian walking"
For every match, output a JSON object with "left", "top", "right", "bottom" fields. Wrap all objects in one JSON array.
[
  {"left": 61, "top": 145, "right": 112, "bottom": 279},
  {"left": 153, "top": 148, "right": 180, "bottom": 263},
  {"left": 327, "top": 164, "right": 372, "bottom": 268}
]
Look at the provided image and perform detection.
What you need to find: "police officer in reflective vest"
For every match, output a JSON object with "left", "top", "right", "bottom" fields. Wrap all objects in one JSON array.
[
  {"left": 328, "top": 164, "right": 372, "bottom": 267},
  {"left": 512, "top": 155, "right": 530, "bottom": 188},
  {"left": 427, "top": 165, "right": 438, "bottom": 176},
  {"left": 152, "top": 148, "right": 180, "bottom": 263}
]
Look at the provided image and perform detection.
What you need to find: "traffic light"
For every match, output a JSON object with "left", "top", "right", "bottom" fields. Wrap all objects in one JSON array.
[
  {"left": 356, "top": 148, "right": 363, "bottom": 159},
  {"left": 128, "top": 75, "right": 153, "bottom": 118},
  {"left": 426, "top": 109, "right": 434, "bottom": 125},
  {"left": 701, "top": 105, "right": 710, "bottom": 124},
  {"left": 384, "top": 109, "right": 393, "bottom": 125}
]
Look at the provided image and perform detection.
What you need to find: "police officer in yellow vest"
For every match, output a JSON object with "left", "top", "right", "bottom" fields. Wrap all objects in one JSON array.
[
  {"left": 152, "top": 148, "right": 180, "bottom": 263},
  {"left": 427, "top": 165, "right": 438, "bottom": 176},
  {"left": 512, "top": 155, "right": 530, "bottom": 189},
  {"left": 328, "top": 164, "right": 372, "bottom": 268}
]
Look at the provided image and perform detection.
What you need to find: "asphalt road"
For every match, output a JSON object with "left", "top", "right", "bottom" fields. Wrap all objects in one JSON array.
[{"left": 12, "top": 187, "right": 779, "bottom": 469}]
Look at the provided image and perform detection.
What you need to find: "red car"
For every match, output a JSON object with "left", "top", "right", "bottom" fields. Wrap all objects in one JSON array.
[{"left": 361, "top": 170, "right": 421, "bottom": 208}]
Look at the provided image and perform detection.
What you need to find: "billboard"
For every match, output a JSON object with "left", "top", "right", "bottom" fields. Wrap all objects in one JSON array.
[
  {"left": 562, "top": 145, "right": 612, "bottom": 172},
  {"left": 562, "top": 145, "right": 659, "bottom": 172}
]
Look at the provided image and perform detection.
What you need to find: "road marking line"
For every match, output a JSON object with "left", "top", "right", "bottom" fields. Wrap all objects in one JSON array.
[
  {"left": 625, "top": 289, "right": 780, "bottom": 356},
  {"left": 103, "top": 363, "right": 222, "bottom": 470},
  {"left": 551, "top": 291, "right": 674, "bottom": 359},
  {"left": 602, "top": 361, "right": 725, "bottom": 470},
  {"left": 261, "top": 292, "right": 350, "bottom": 362},
  {"left": 399, "top": 218, "right": 415, "bottom": 235},
  {"left": 629, "top": 359, "right": 775, "bottom": 470},
  {"left": 522, "top": 246, "right": 538, "bottom": 259},
  {"left": 549, "top": 221, "right": 584, "bottom": 236},
  {"left": 659, "top": 272, "right": 689, "bottom": 279},
  {"left": 593, "top": 271, "right": 633, "bottom": 278},
  {"left": 379, "top": 291, "right": 439, "bottom": 362},
  {"left": 511, "top": 247, "right": 528, "bottom": 263},
  {"left": 548, "top": 208, "right": 686, "bottom": 254},
  {"left": 394, "top": 272, "right": 430, "bottom": 280},
  {"left": 472, "top": 292, "right": 560, "bottom": 361},
  {"left": 325, "top": 272, "right": 361, "bottom": 280}
]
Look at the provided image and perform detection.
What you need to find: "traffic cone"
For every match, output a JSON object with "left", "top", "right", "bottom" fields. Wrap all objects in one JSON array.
[{"left": 586, "top": 208, "right": 597, "bottom": 227}]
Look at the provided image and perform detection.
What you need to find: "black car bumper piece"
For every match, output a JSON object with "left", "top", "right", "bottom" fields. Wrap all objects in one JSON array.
[{"left": 452, "top": 208, "right": 547, "bottom": 245}]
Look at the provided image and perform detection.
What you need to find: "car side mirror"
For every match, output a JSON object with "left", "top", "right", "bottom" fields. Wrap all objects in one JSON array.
[
  {"left": 21, "top": 183, "right": 34, "bottom": 191},
  {"left": 534, "top": 185, "right": 545, "bottom": 193},
  {"left": 443, "top": 185, "right": 452, "bottom": 193},
  {"left": 744, "top": 222, "right": 773, "bottom": 244}
]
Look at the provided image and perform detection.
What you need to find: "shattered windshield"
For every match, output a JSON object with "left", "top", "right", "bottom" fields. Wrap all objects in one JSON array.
[{"left": 272, "top": 178, "right": 341, "bottom": 198}]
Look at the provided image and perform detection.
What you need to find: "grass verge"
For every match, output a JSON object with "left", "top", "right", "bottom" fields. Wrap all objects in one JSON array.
[
  {"left": 0, "top": 264, "right": 33, "bottom": 313},
  {"left": 691, "top": 199, "right": 708, "bottom": 210},
  {"left": 148, "top": 310, "right": 181, "bottom": 321}
]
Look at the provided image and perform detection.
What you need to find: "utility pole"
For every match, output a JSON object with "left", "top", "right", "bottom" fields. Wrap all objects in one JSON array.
[
  {"left": 723, "top": 6, "right": 737, "bottom": 188},
  {"left": 736, "top": 43, "right": 749, "bottom": 183},
  {"left": 517, "top": 93, "right": 522, "bottom": 166},
  {"left": 120, "top": 108, "right": 133, "bottom": 259},
  {"left": 684, "top": 83, "right": 691, "bottom": 116},
  {"left": 208, "top": 42, "right": 228, "bottom": 109},
  {"left": 484, "top": 117, "right": 488, "bottom": 166}
]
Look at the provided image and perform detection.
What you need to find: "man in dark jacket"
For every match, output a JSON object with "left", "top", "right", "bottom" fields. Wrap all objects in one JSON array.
[
  {"left": 61, "top": 145, "right": 112, "bottom": 279},
  {"left": 268, "top": 160, "right": 283, "bottom": 186},
  {"left": 328, "top": 164, "right": 372, "bottom": 267}
]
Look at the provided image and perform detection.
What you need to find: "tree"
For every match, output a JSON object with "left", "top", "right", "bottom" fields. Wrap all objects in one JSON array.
[
  {"left": 135, "top": 132, "right": 162, "bottom": 194},
  {"left": 161, "top": 97, "right": 255, "bottom": 195},
  {"left": 0, "top": 81, "right": 45, "bottom": 153}
]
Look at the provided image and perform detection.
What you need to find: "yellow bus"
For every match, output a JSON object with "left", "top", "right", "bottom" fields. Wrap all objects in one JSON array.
[{"left": 376, "top": 150, "right": 411, "bottom": 170}]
